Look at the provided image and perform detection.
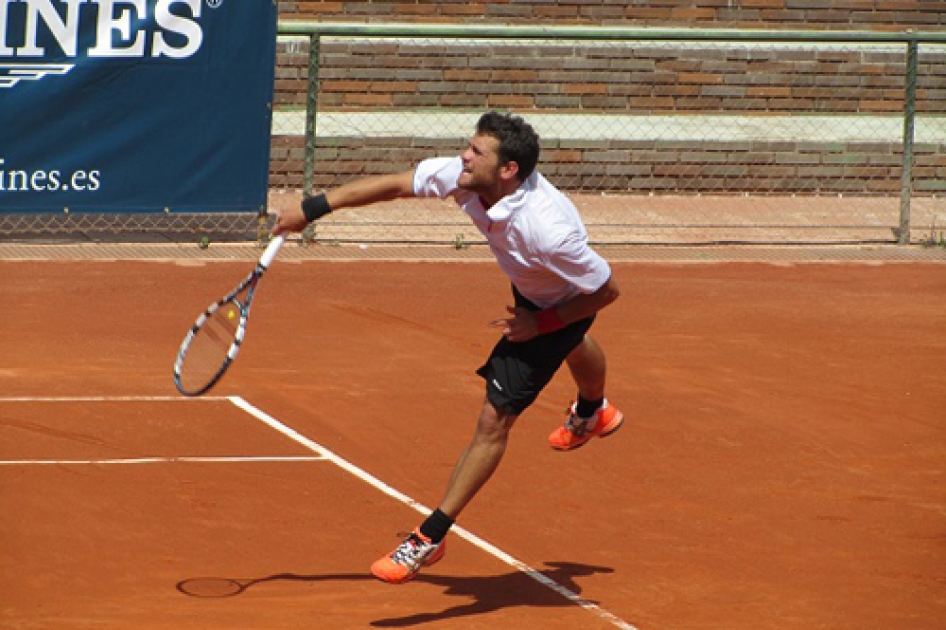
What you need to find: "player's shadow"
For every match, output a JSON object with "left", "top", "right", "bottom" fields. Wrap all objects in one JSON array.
[
  {"left": 176, "top": 560, "right": 614, "bottom": 627},
  {"left": 373, "top": 561, "right": 614, "bottom": 627}
]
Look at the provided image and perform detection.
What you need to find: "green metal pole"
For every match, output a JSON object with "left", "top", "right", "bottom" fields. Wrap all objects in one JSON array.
[
  {"left": 898, "top": 39, "right": 918, "bottom": 246},
  {"left": 303, "top": 33, "right": 321, "bottom": 198},
  {"left": 301, "top": 34, "right": 321, "bottom": 244}
]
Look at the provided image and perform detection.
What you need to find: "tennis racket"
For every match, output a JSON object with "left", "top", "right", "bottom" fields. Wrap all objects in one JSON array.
[{"left": 173, "top": 234, "right": 285, "bottom": 396}]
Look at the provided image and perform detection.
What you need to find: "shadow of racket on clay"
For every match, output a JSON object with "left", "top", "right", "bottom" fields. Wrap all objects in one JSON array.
[{"left": 176, "top": 572, "right": 369, "bottom": 598}]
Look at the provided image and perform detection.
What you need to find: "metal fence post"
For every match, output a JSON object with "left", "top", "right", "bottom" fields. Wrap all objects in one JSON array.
[
  {"left": 301, "top": 34, "right": 321, "bottom": 243},
  {"left": 898, "top": 38, "right": 919, "bottom": 245},
  {"left": 303, "top": 33, "right": 321, "bottom": 198}
]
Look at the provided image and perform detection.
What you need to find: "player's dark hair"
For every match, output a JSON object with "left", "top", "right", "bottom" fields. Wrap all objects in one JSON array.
[{"left": 476, "top": 111, "right": 540, "bottom": 181}]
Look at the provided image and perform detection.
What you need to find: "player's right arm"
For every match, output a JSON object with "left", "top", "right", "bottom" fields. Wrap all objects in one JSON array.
[
  {"left": 273, "top": 170, "right": 416, "bottom": 235},
  {"left": 325, "top": 170, "right": 416, "bottom": 211}
]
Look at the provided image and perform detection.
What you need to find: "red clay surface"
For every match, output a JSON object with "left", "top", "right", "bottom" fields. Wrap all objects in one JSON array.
[{"left": 1, "top": 259, "right": 945, "bottom": 629}]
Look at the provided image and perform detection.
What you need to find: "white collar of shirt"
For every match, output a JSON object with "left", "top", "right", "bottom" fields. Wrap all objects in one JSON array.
[{"left": 480, "top": 173, "right": 537, "bottom": 225}]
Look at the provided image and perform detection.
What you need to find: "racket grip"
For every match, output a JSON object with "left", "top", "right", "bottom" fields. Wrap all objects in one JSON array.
[{"left": 259, "top": 234, "right": 286, "bottom": 269}]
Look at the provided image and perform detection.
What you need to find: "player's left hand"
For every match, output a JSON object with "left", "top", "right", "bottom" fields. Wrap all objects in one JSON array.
[{"left": 490, "top": 306, "right": 539, "bottom": 342}]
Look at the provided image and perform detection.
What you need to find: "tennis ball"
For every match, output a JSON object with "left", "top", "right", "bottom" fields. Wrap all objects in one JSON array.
[{"left": 228, "top": 309, "right": 236, "bottom": 320}]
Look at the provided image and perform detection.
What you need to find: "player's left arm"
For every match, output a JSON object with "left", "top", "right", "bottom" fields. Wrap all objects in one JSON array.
[
  {"left": 554, "top": 274, "right": 620, "bottom": 323},
  {"left": 493, "top": 275, "right": 620, "bottom": 342}
]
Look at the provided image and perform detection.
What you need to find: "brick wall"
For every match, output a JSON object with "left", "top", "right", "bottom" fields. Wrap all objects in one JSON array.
[
  {"left": 270, "top": 2, "right": 946, "bottom": 194},
  {"left": 279, "top": 1, "right": 946, "bottom": 31},
  {"left": 274, "top": 40, "right": 946, "bottom": 114}
]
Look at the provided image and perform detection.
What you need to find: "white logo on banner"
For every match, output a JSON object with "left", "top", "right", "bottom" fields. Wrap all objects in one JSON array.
[{"left": 0, "top": 62, "right": 74, "bottom": 88}]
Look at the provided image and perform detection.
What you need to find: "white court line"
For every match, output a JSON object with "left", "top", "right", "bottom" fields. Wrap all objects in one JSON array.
[
  {"left": 0, "top": 456, "right": 325, "bottom": 466},
  {"left": 0, "top": 396, "right": 228, "bottom": 402},
  {"left": 228, "top": 395, "right": 639, "bottom": 630},
  {"left": 0, "top": 396, "right": 323, "bottom": 466}
]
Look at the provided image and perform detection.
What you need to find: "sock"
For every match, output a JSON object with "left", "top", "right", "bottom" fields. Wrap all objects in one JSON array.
[
  {"left": 418, "top": 509, "right": 454, "bottom": 544},
  {"left": 576, "top": 396, "right": 604, "bottom": 420}
]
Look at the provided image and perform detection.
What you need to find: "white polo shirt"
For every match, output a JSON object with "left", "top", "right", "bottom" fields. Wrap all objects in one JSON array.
[{"left": 413, "top": 156, "right": 611, "bottom": 309}]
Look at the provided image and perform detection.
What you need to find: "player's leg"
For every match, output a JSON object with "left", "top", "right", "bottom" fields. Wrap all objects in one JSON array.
[
  {"left": 370, "top": 398, "right": 517, "bottom": 584},
  {"left": 565, "top": 334, "right": 607, "bottom": 400},
  {"left": 438, "top": 397, "right": 518, "bottom": 518},
  {"left": 548, "top": 334, "right": 625, "bottom": 451}
]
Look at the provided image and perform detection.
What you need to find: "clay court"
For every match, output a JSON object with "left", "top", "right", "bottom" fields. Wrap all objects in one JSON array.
[{"left": 1, "top": 253, "right": 944, "bottom": 629}]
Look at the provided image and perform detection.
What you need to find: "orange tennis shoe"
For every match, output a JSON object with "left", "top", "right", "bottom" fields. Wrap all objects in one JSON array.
[
  {"left": 548, "top": 400, "right": 625, "bottom": 451},
  {"left": 370, "top": 528, "right": 446, "bottom": 584}
]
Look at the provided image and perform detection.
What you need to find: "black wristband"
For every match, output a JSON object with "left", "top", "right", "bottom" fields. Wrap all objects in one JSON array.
[{"left": 301, "top": 193, "right": 332, "bottom": 223}]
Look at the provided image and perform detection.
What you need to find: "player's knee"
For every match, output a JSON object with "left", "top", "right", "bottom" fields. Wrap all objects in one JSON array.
[{"left": 476, "top": 399, "right": 517, "bottom": 440}]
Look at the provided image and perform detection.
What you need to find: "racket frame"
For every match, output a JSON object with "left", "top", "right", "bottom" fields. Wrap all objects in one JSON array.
[{"left": 173, "top": 235, "right": 285, "bottom": 396}]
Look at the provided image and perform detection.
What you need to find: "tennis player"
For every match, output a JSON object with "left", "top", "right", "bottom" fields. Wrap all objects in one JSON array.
[{"left": 273, "top": 111, "right": 624, "bottom": 584}]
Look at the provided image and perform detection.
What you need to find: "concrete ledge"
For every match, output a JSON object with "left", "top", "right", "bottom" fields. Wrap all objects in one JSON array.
[{"left": 272, "top": 111, "right": 946, "bottom": 144}]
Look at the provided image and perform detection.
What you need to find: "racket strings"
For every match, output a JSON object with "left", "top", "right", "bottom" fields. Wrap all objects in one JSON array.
[
  {"left": 173, "top": 240, "right": 281, "bottom": 398},
  {"left": 177, "top": 303, "right": 242, "bottom": 393}
]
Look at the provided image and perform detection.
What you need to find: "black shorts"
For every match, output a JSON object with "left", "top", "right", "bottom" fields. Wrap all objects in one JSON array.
[{"left": 476, "top": 286, "right": 594, "bottom": 416}]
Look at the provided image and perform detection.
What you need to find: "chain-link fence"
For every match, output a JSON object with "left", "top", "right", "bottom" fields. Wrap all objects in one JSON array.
[
  {"left": 270, "top": 24, "right": 946, "bottom": 247},
  {"left": 4, "top": 25, "right": 945, "bottom": 247}
]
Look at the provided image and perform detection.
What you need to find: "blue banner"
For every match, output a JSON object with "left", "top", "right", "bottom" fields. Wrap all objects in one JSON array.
[{"left": 0, "top": 0, "right": 277, "bottom": 213}]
